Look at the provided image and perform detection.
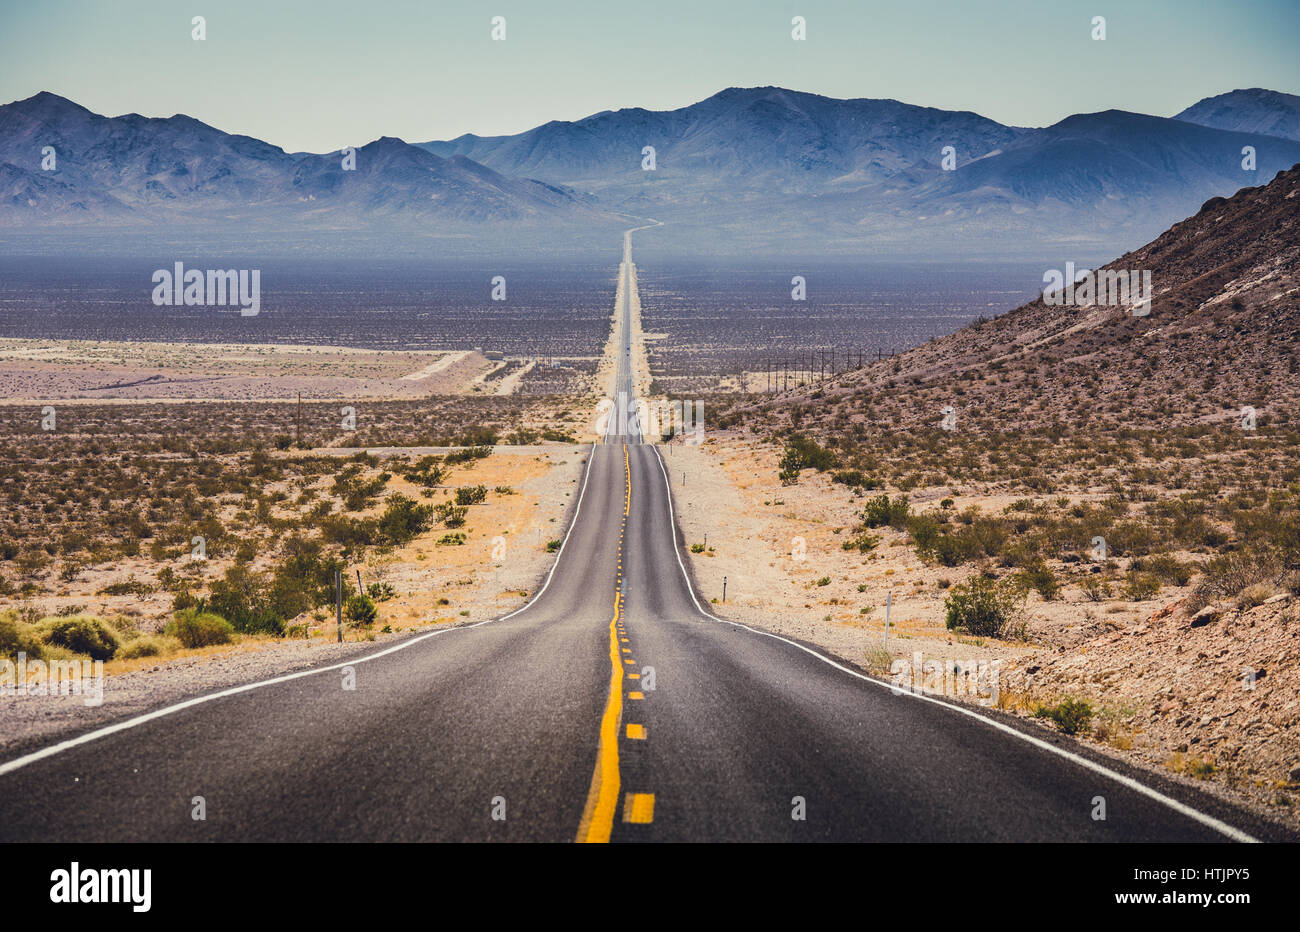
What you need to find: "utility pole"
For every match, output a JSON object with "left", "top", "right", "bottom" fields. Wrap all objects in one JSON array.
[
  {"left": 335, "top": 567, "right": 343, "bottom": 643},
  {"left": 295, "top": 392, "right": 302, "bottom": 445}
]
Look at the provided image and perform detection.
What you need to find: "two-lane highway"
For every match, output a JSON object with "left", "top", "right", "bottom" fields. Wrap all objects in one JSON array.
[{"left": 0, "top": 227, "right": 1283, "bottom": 842}]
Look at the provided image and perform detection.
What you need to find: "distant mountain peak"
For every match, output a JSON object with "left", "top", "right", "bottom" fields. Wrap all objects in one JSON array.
[{"left": 1175, "top": 88, "right": 1300, "bottom": 142}]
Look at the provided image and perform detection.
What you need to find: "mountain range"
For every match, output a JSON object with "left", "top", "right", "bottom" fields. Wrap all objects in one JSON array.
[{"left": 2, "top": 86, "right": 1299, "bottom": 257}]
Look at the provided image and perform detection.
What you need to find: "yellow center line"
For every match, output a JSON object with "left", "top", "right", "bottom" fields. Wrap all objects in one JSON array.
[{"left": 575, "top": 443, "right": 633, "bottom": 844}]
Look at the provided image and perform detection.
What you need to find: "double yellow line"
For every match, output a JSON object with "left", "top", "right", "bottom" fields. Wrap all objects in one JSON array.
[{"left": 576, "top": 444, "right": 632, "bottom": 843}]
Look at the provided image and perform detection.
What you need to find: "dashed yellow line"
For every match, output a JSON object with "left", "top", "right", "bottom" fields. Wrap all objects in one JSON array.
[
  {"left": 576, "top": 595, "right": 623, "bottom": 843},
  {"left": 623, "top": 793, "right": 655, "bottom": 824},
  {"left": 626, "top": 723, "right": 646, "bottom": 740},
  {"left": 576, "top": 444, "right": 636, "bottom": 844}
]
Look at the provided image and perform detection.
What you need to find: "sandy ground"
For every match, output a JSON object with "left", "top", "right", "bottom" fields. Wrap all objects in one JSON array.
[
  {"left": 0, "top": 338, "right": 513, "bottom": 401},
  {"left": 667, "top": 438, "right": 1029, "bottom": 689},
  {"left": 330, "top": 446, "right": 588, "bottom": 634}
]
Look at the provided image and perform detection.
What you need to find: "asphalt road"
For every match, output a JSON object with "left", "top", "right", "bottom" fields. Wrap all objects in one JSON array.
[{"left": 0, "top": 230, "right": 1286, "bottom": 843}]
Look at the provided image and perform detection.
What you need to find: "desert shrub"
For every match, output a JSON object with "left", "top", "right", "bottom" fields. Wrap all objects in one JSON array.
[
  {"left": 690, "top": 543, "right": 705, "bottom": 553},
  {"left": 118, "top": 634, "right": 183, "bottom": 659},
  {"left": 832, "top": 470, "right": 881, "bottom": 489},
  {"left": 863, "top": 646, "right": 893, "bottom": 675},
  {"left": 336, "top": 471, "right": 390, "bottom": 511},
  {"left": 0, "top": 612, "right": 45, "bottom": 660},
  {"left": 367, "top": 582, "right": 395, "bottom": 601},
  {"left": 35, "top": 615, "right": 120, "bottom": 660},
  {"left": 320, "top": 515, "right": 378, "bottom": 549},
  {"left": 779, "top": 435, "right": 836, "bottom": 483},
  {"left": 1235, "top": 582, "right": 1276, "bottom": 610},
  {"left": 345, "top": 594, "right": 378, "bottom": 627},
  {"left": 1034, "top": 698, "right": 1093, "bottom": 735},
  {"left": 165, "top": 610, "right": 235, "bottom": 648},
  {"left": 1080, "top": 575, "right": 1112, "bottom": 602},
  {"left": 1122, "top": 571, "right": 1161, "bottom": 601},
  {"left": 400, "top": 456, "right": 445, "bottom": 488},
  {"left": 443, "top": 444, "right": 492, "bottom": 465},
  {"left": 1194, "top": 550, "right": 1279, "bottom": 604},
  {"left": 206, "top": 565, "right": 286, "bottom": 637},
  {"left": 841, "top": 532, "right": 880, "bottom": 553},
  {"left": 1136, "top": 553, "right": 1193, "bottom": 587},
  {"left": 378, "top": 494, "right": 434, "bottom": 545},
  {"left": 1018, "top": 558, "right": 1061, "bottom": 601},
  {"left": 943, "top": 575, "right": 1024, "bottom": 638},
  {"left": 455, "top": 485, "right": 487, "bottom": 506},
  {"left": 434, "top": 503, "right": 468, "bottom": 529},
  {"left": 861, "top": 495, "right": 911, "bottom": 530},
  {"left": 545, "top": 539, "right": 561, "bottom": 552},
  {"left": 96, "top": 577, "right": 154, "bottom": 597}
]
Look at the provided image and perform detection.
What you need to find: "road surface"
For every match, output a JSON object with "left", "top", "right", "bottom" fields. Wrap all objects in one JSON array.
[{"left": 0, "top": 228, "right": 1284, "bottom": 843}]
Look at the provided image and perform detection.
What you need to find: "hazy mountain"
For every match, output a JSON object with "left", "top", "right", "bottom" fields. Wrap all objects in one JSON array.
[
  {"left": 1175, "top": 88, "right": 1300, "bottom": 142},
  {"left": 0, "top": 92, "right": 615, "bottom": 232},
  {"left": 422, "top": 86, "right": 1300, "bottom": 256},
  {"left": 4, "top": 87, "right": 1300, "bottom": 258},
  {"left": 422, "top": 86, "right": 1025, "bottom": 195}
]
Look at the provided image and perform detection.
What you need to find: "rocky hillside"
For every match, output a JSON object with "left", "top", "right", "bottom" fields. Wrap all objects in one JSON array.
[{"left": 743, "top": 161, "right": 1300, "bottom": 434}]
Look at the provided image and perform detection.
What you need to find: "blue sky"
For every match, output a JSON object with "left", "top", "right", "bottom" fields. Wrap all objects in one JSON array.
[{"left": 2, "top": 0, "right": 1297, "bottom": 153}]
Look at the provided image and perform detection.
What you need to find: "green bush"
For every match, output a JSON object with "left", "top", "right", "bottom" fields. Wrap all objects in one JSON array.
[
  {"left": 207, "top": 565, "right": 288, "bottom": 636},
  {"left": 1034, "top": 698, "right": 1094, "bottom": 735},
  {"left": 861, "top": 495, "right": 911, "bottom": 530},
  {"left": 35, "top": 615, "right": 120, "bottom": 660},
  {"left": 832, "top": 470, "right": 881, "bottom": 489},
  {"left": 165, "top": 610, "right": 235, "bottom": 648},
  {"left": 1122, "top": 570, "right": 1161, "bottom": 601},
  {"left": 0, "top": 612, "right": 45, "bottom": 660},
  {"left": 443, "top": 444, "right": 492, "bottom": 465},
  {"left": 841, "top": 532, "right": 880, "bottom": 553},
  {"left": 454, "top": 485, "right": 487, "bottom": 506},
  {"left": 1140, "top": 554, "right": 1193, "bottom": 587},
  {"left": 119, "top": 634, "right": 183, "bottom": 659},
  {"left": 1018, "top": 559, "right": 1061, "bottom": 601},
  {"left": 345, "top": 594, "right": 378, "bottom": 627},
  {"left": 943, "top": 576, "right": 1024, "bottom": 638},
  {"left": 378, "top": 494, "right": 435, "bottom": 545}
]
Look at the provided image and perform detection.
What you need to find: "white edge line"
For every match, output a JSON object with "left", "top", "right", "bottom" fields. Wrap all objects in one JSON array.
[
  {"left": 648, "top": 445, "right": 1258, "bottom": 844},
  {"left": 0, "top": 443, "right": 602, "bottom": 779}
]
